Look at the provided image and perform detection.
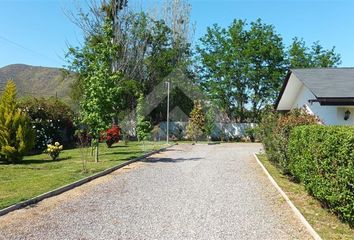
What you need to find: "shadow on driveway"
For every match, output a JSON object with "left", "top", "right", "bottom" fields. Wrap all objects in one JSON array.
[{"left": 144, "top": 157, "right": 202, "bottom": 163}]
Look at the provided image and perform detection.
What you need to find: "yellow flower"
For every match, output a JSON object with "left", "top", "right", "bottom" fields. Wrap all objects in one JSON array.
[{"left": 55, "top": 142, "right": 60, "bottom": 146}]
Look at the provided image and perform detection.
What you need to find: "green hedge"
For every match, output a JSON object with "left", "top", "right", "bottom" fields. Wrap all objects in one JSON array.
[
  {"left": 288, "top": 125, "right": 354, "bottom": 225},
  {"left": 259, "top": 108, "right": 318, "bottom": 173}
]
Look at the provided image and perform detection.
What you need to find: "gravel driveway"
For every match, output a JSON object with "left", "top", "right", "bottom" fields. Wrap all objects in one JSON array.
[{"left": 0, "top": 143, "right": 312, "bottom": 240}]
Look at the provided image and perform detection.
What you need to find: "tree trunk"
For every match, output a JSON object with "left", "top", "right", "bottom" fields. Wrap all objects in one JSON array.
[{"left": 95, "top": 139, "right": 99, "bottom": 163}]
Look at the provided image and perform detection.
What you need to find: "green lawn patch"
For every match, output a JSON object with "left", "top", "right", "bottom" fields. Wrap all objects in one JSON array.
[
  {"left": 256, "top": 154, "right": 354, "bottom": 240},
  {"left": 0, "top": 141, "right": 166, "bottom": 210}
]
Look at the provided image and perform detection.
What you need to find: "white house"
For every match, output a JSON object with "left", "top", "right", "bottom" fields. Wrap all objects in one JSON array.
[{"left": 275, "top": 68, "right": 354, "bottom": 125}]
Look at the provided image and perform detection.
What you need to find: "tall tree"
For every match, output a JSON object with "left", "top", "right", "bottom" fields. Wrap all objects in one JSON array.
[
  {"left": 197, "top": 20, "right": 248, "bottom": 121},
  {"left": 68, "top": 0, "right": 194, "bottom": 124},
  {"left": 197, "top": 19, "right": 342, "bottom": 122},
  {"left": 197, "top": 19, "right": 285, "bottom": 122},
  {"left": 288, "top": 37, "right": 341, "bottom": 68},
  {"left": 67, "top": 15, "right": 122, "bottom": 162},
  {"left": 244, "top": 19, "right": 286, "bottom": 122}
]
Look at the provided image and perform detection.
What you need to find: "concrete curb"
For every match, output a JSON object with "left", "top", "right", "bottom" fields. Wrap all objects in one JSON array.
[
  {"left": 0, "top": 144, "right": 174, "bottom": 217},
  {"left": 253, "top": 153, "right": 322, "bottom": 240}
]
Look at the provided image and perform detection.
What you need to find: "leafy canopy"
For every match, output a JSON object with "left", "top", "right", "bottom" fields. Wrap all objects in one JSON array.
[{"left": 67, "top": 16, "right": 122, "bottom": 138}]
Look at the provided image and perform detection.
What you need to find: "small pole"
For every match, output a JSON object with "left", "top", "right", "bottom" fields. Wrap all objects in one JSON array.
[{"left": 166, "top": 81, "right": 170, "bottom": 144}]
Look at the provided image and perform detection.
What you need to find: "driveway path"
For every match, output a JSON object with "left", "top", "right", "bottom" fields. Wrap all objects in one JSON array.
[{"left": 0, "top": 143, "right": 312, "bottom": 239}]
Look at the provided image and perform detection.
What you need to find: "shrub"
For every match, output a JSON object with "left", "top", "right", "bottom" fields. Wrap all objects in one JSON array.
[
  {"left": 259, "top": 108, "right": 318, "bottom": 173},
  {"left": 46, "top": 142, "right": 63, "bottom": 160},
  {"left": 245, "top": 126, "right": 257, "bottom": 142},
  {"left": 18, "top": 97, "right": 75, "bottom": 152},
  {"left": 0, "top": 80, "right": 35, "bottom": 163},
  {"left": 186, "top": 100, "right": 205, "bottom": 142},
  {"left": 288, "top": 125, "right": 354, "bottom": 225},
  {"left": 101, "top": 125, "right": 120, "bottom": 148},
  {"left": 74, "top": 128, "right": 92, "bottom": 147},
  {"left": 136, "top": 94, "right": 152, "bottom": 142}
]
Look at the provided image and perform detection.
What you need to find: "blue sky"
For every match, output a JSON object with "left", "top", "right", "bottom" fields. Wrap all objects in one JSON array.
[{"left": 1, "top": 0, "right": 354, "bottom": 68}]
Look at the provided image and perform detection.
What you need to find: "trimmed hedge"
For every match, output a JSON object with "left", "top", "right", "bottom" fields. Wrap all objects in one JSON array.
[
  {"left": 259, "top": 108, "right": 318, "bottom": 173},
  {"left": 288, "top": 125, "right": 354, "bottom": 226}
]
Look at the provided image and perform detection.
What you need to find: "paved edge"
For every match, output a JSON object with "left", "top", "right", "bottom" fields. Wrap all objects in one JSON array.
[
  {"left": 253, "top": 153, "right": 322, "bottom": 240},
  {"left": 0, "top": 144, "right": 175, "bottom": 217}
]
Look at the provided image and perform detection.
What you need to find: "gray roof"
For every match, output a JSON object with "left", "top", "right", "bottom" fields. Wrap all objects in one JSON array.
[{"left": 292, "top": 68, "right": 354, "bottom": 98}]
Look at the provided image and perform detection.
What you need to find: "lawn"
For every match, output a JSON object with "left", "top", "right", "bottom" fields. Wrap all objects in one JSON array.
[
  {"left": 256, "top": 154, "right": 354, "bottom": 240},
  {"left": 0, "top": 141, "right": 167, "bottom": 210}
]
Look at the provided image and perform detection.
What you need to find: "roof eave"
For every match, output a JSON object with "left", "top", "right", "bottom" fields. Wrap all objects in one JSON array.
[{"left": 316, "top": 97, "right": 354, "bottom": 106}]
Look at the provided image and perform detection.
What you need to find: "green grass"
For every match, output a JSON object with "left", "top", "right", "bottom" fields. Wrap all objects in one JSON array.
[
  {"left": 0, "top": 141, "right": 166, "bottom": 210},
  {"left": 256, "top": 154, "right": 354, "bottom": 240}
]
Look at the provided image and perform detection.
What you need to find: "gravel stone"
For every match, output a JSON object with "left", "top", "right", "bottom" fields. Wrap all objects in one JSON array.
[{"left": 0, "top": 143, "right": 313, "bottom": 239}]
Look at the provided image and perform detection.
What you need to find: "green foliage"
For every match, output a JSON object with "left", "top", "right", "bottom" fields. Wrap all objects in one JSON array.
[
  {"left": 197, "top": 19, "right": 286, "bottom": 122},
  {"left": 0, "top": 80, "right": 35, "bottom": 163},
  {"left": 244, "top": 126, "right": 257, "bottom": 142},
  {"left": 67, "top": 16, "right": 122, "bottom": 139},
  {"left": 186, "top": 100, "right": 205, "bottom": 142},
  {"left": 204, "top": 106, "right": 216, "bottom": 140},
  {"left": 67, "top": 8, "right": 193, "bottom": 124},
  {"left": 197, "top": 19, "right": 342, "bottom": 122},
  {"left": 67, "top": 14, "right": 125, "bottom": 162},
  {"left": 258, "top": 108, "right": 318, "bottom": 173},
  {"left": 288, "top": 37, "right": 341, "bottom": 68},
  {"left": 18, "top": 97, "right": 75, "bottom": 152},
  {"left": 136, "top": 94, "right": 152, "bottom": 142},
  {"left": 288, "top": 125, "right": 354, "bottom": 225}
]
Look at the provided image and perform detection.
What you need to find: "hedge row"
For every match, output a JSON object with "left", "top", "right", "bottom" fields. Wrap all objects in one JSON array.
[
  {"left": 288, "top": 125, "right": 354, "bottom": 226},
  {"left": 258, "top": 108, "right": 318, "bottom": 173}
]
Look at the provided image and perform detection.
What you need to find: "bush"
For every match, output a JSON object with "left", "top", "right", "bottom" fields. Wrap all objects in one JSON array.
[
  {"left": 245, "top": 126, "right": 257, "bottom": 142},
  {"left": 101, "top": 125, "right": 120, "bottom": 148},
  {"left": 46, "top": 142, "right": 63, "bottom": 160},
  {"left": 259, "top": 108, "right": 318, "bottom": 173},
  {"left": 18, "top": 97, "right": 75, "bottom": 152},
  {"left": 288, "top": 125, "right": 354, "bottom": 225},
  {"left": 74, "top": 128, "right": 92, "bottom": 147},
  {"left": 0, "top": 80, "right": 35, "bottom": 163}
]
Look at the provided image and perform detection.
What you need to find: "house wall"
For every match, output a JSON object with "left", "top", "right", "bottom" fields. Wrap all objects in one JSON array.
[{"left": 291, "top": 85, "right": 354, "bottom": 125}]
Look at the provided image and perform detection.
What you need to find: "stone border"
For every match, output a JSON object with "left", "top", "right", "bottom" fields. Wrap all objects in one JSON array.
[
  {"left": 0, "top": 144, "right": 174, "bottom": 217},
  {"left": 253, "top": 153, "right": 322, "bottom": 240}
]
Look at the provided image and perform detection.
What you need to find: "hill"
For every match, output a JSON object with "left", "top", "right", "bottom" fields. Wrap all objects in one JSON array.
[{"left": 0, "top": 64, "right": 74, "bottom": 103}]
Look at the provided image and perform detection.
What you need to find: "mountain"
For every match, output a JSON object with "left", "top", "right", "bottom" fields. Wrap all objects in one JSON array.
[{"left": 0, "top": 64, "right": 74, "bottom": 103}]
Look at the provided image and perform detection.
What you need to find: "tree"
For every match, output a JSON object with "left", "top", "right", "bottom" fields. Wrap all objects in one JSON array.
[
  {"left": 288, "top": 37, "right": 341, "bottom": 68},
  {"left": 66, "top": 16, "right": 122, "bottom": 162},
  {"left": 67, "top": 0, "right": 195, "bottom": 125},
  {"left": 244, "top": 19, "right": 286, "bottom": 122},
  {"left": 186, "top": 100, "right": 205, "bottom": 142},
  {"left": 197, "top": 19, "right": 286, "bottom": 122},
  {"left": 136, "top": 94, "right": 152, "bottom": 150},
  {"left": 0, "top": 80, "right": 35, "bottom": 163},
  {"left": 197, "top": 19, "right": 342, "bottom": 123},
  {"left": 197, "top": 20, "right": 248, "bottom": 122}
]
